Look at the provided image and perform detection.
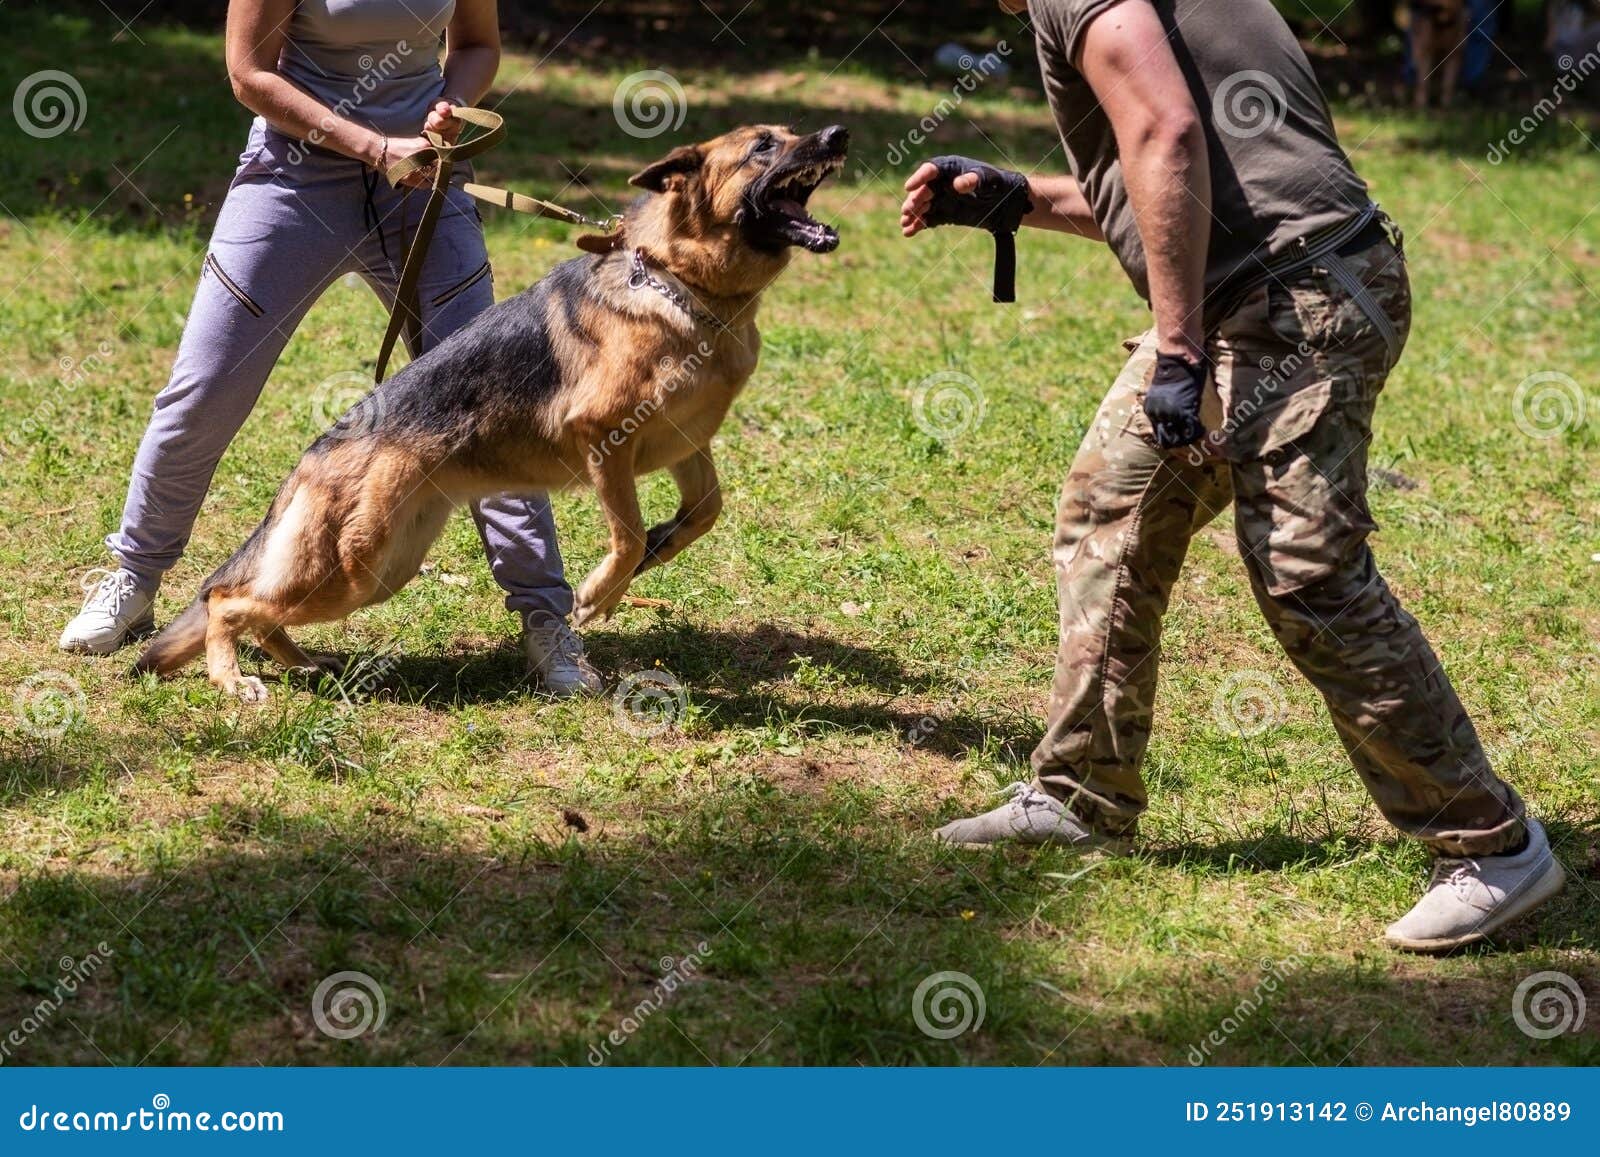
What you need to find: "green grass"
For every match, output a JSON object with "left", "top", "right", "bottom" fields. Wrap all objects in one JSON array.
[{"left": 0, "top": 9, "right": 1597, "bottom": 1066}]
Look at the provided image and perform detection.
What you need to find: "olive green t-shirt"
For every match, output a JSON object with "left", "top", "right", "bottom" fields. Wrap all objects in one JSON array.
[{"left": 1030, "top": 0, "right": 1370, "bottom": 320}]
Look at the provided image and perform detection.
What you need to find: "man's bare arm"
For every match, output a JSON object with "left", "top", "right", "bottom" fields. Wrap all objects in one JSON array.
[
  {"left": 1077, "top": 0, "right": 1211, "bottom": 360},
  {"left": 1021, "top": 174, "right": 1103, "bottom": 239}
]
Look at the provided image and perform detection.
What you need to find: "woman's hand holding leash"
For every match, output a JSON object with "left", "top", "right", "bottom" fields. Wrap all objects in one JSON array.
[
  {"left": 423, "top": 99, "right": 466, "bottom": 144},
  {"left": 383, "top": 134, "right": 443, "bottom": 188},
  {"left": 375, "top": 103, "right": 468, "bottom": 188}
]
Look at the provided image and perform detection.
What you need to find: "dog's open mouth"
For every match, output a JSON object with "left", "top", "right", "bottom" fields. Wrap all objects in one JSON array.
[
  {"left": 761, "top": 156, "right": 845, "bottom": 252},
  {"left": 743, "top": 129, "right": 848, "bottom": 254}
]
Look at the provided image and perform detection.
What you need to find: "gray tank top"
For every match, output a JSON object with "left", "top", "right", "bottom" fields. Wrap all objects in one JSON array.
[{"left": 277, "top": 0, "right": 456, "bottom": 137}]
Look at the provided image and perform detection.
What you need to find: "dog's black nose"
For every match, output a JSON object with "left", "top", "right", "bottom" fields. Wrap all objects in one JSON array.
[{"left": 819, "top": 125, "right": 849, "bottom": 153}]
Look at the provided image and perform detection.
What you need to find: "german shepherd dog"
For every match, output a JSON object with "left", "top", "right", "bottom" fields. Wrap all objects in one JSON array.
[{"left": 134, "top": 124, "right": 849, "bottom": 701}]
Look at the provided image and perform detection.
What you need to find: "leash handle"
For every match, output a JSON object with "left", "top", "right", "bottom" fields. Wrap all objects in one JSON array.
[
  {"left": 375, "top": 107, "right": 508, "bottom": 383},
  {"left": 382, "top": 105, "right": 506, "bottom": 187}
]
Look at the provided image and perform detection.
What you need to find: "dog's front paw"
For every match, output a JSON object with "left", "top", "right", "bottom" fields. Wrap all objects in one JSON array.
[
  {"left": 571, "top": 596, "right": 615, "bottom": 629},
  {"left": 574, "top": 571, "right": 628, "bottom": 627}
]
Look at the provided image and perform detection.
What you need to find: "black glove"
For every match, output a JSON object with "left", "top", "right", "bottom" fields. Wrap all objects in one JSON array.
[
  {"left": 921, "top": 156, "right": 1033, "bottom": 302},
  {"left": 921, "top": 156, "right": 1033, "bottom": 233},
  {"left": 1143, "top": 352, "right": 1208, "bottom": 449}
]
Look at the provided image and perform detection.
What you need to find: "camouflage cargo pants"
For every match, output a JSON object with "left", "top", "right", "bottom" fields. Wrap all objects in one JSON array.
[{"left": 1030, "top": 238, "right": 1526, "bottom": 857}]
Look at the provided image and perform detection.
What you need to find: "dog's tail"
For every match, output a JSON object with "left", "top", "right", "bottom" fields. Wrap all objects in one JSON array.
[
  {"left": 130, "top": 502, "right": 280, "bottom": 678},
  {"left": 131, "top": 597, "right": 208, "bottom": 677},
  {"left": 128, "top": 464, "right": 313, "bottom": 679}
]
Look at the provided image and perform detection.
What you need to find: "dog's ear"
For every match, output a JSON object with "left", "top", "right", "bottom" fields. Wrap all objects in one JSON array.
[{"left": 628, "top": 145, "right": 703, "bottom": 193}]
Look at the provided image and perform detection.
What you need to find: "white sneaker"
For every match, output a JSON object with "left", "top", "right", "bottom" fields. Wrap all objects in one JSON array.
[
  {"left": 522, "top": 614, "right": 602, "bottom": 697},
  {"left": 1384, "top": 819, "right": 1566, "bottom": 953},
  {"left": 58, "top": 568, "right": 157, "bottom": 655}
]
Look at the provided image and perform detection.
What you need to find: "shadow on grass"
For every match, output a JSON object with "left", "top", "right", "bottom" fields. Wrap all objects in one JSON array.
[
  {"left": 13, "top": 4, "right": 1595, "bottom": 225},
  {"left": 333, "top": 620, "right": 1034, "bottom": 763},
  {"left": 1, "top": 798, "right": 1595, "bottom": 1066},
  {"left": 3, "top": 5, "right": 1060, "bottom": 225}
]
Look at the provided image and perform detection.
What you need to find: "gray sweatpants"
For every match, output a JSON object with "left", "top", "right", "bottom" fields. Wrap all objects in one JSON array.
[{"left": 107, "top": 121, "right": 572, "bottom": 619}]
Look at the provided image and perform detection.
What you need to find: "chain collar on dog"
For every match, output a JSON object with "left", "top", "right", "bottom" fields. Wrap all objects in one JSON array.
[{"left": 628, "top": 249, "right": 727, "bottom": 331}]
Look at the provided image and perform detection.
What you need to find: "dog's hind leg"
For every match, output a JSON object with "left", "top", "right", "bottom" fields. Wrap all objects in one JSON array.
[
  {"left": 257, "top": 626, "right": 345, "bottom": 678},
  {"left": 205, "top": 594, "right": 270, "bottom": 703},
  {"left": 573, "top": 444, "right": 647, "bottom": 627},
  {"left": 635, "top": 448, "right": 723, "bottom": 577}
]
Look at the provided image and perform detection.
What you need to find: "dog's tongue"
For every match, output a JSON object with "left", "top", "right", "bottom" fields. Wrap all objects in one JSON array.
[{"left": 773, "top": 197, "right": 807, "bottom": 217}]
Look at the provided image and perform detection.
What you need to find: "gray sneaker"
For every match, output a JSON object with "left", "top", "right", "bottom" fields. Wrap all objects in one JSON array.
[
  {"left": 1384, "top": 819, "right": 1566, "bottom": 953},
  {"left": 522, "top": 614, "right": 603, "bottom": 698},
  {"left": 934, "top": 782, "right": 1130, "bottom": 852}
]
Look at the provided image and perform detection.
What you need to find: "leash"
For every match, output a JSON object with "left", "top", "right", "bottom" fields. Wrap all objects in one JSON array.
[{"left": 374, "top": 106, "right": 618, "bottom": 382}]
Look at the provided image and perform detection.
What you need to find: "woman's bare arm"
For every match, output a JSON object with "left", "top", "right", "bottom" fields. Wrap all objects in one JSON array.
[
  {"left": 439, "top": 0, "right": 501, "bottom": 107},
  {"left": 225, "top": 0, "right": 386, "bottom": 166}
]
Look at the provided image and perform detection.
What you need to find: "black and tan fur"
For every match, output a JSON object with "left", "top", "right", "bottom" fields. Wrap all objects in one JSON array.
[{"left": 135, "top": 123, "right": 849, "bottom": 700}]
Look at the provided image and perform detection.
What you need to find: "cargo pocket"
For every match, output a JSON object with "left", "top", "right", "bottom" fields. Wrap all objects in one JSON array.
[
  {"left": 203, "top": 252, "right": 264, "bottom": 317},
  {"left": 1229, "top": 377, "right": 1377, "bottom": 598},
  {"left": 430, "top": 260, "right": 492, "bottom": 308},
  {"left": 1114, "top": 331, "right": 1160, "bottom": 446}
]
